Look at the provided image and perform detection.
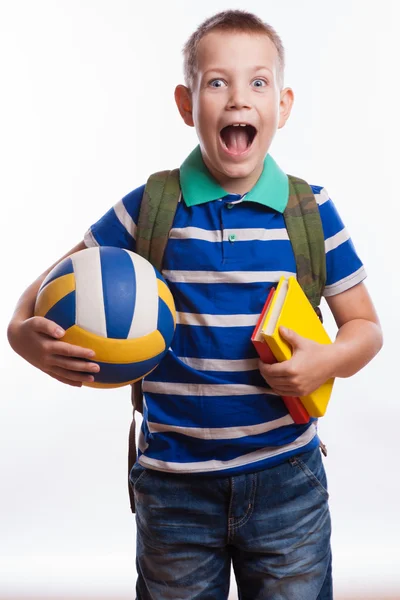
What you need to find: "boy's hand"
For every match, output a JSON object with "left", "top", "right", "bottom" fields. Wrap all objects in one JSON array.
[
  {"left": 8, "top": 317, "right": 100, "bottom": 387},
  {"left": 258, "top": 327, "right": 334, "bottom": 397}
]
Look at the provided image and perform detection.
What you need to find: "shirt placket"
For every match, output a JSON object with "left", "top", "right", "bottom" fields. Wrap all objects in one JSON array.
[{"left": 220, "top": 195, "right": 243, "bottom": 262}]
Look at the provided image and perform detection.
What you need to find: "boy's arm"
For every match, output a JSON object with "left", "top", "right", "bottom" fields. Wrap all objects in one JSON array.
[
  {"left": 258, "top": 282, "right": 383, "bottom": 397},
  {"left": 323, "top": 281, "right": 382, "bottom": 377},
  {"left": 7, "top": 241, "right": 99, "bottom": 387}
]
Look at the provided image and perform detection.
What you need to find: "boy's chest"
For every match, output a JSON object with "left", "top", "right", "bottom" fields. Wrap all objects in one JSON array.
[{"left": 163, "top": 199, "right": 297, "bottom": 273}]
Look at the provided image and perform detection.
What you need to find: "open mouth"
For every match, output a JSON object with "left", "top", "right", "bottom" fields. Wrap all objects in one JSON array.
[{"left": 220, "top": 124, "right": 257, "bottom": 156}]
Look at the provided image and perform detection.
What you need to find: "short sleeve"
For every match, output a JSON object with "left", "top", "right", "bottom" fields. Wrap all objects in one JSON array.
[
  {"left": 311, "top": 185, "right": 367, "bottom": 297},
  {"left": 84, "top": 184, "right": 145, "bottom": 251}
]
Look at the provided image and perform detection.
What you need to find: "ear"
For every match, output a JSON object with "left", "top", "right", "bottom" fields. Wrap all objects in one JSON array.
[
  {"left": 174, "top": 85, "right": 194, "bottom": 127},
  {"left": 278, "top": 87, "right": 294, "bottom": 129}
]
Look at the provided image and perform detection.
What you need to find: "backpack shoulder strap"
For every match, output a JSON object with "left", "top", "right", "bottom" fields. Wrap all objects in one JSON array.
[
  {"left": 129, "top": 168, "right": 181, "bottom": 513},
  {"left": 132, "top": 167, "right": 181, "bottom": 415},
  {"left": 284, "top": 175, "right": 326, "bottom": 310},
  {"left": 135, "top": 168, "right": 181, "bottom": 271}
]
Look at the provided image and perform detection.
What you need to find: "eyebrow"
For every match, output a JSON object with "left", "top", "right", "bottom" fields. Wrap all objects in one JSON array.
[{"left": 203, "top": 66, "right": 273, "bottom": 77}]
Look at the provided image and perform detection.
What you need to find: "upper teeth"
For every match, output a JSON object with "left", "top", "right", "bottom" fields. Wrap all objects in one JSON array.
[{"left": 232, "top": 123, "right": 247, "bottom": 127}]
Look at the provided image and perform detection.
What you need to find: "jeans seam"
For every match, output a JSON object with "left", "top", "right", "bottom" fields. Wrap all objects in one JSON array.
[
  {"left": 227, "top": 477, "right": 235, "bottom": 543},
  {"left": 231, "top": 474, "right": 256, "bottom": 530},
  {"left": 228, "top": 474, "right": 257, "bottom": 536}
]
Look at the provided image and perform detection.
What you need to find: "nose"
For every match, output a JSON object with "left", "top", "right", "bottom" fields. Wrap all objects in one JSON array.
[{"left": 226, "top": 85, "right": 252, "bottom": 111}]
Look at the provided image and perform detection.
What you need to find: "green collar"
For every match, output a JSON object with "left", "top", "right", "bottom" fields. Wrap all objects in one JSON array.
[{"left": 180, "top": 145, "right": 288, "bottom": 213}]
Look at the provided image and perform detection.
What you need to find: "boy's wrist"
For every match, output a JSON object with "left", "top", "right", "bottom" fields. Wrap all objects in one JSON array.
[{"left": 326, "top": 341, "right": 347, "bottom": 379}]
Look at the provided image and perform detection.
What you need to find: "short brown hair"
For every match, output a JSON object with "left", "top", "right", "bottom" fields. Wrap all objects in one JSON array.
[{"left": 183, "top": 10, "right": 285, "bottom": 90}]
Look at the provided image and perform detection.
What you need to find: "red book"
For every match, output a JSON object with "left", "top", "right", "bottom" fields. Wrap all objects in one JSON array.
[{"left": 251, "top": 287, "right": 310, "bottom": 425}]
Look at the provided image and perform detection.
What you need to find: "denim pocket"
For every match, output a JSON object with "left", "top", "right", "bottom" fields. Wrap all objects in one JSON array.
[
  {"left": 289, "top": 448, "right": 329, "bottom": 500},
  {"left": 129, "top": 462, "right": 148, "bottom": 491}
]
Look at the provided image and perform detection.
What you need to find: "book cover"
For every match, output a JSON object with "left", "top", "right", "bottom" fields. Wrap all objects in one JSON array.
[
  {"left": 261, "top": 276, "right": 334, "bottom": 418},
  {"left": 251, "top": 287, "right": 310, "bottom": 425}
]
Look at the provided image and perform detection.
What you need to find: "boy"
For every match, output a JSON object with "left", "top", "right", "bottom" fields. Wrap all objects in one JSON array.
[{"left": 8, "top": 10, "right": 382, "bottom": 600}]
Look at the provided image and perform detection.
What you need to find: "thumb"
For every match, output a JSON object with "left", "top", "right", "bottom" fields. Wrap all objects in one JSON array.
[
  {"left": 279, "top": 326, "right": 303, "bottom": 349},
  {"left": 32, "top": 316, "right": 65, "bottom": 339}
]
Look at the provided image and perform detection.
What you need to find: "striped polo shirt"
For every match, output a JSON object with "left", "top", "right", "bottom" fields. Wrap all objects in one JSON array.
[{"left": 84, "top": 145, "right": 366, "bottom": 476}]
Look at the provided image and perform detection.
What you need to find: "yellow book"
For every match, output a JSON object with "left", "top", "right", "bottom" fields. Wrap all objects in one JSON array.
[{"left": 261, "top": 276, "right": 334, "bottom": 418}]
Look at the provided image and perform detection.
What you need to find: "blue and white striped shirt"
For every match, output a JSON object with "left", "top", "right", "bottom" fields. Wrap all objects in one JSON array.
[{"left": 84, "top": 150, "right": 366, "bottom": 476}]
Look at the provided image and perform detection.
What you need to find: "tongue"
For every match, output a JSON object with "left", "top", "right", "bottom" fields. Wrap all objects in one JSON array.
[{"left": 222, "top": 126, "right": 249, "bottom": 154}]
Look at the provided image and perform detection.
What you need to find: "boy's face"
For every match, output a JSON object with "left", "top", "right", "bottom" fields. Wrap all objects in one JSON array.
[{"left": 175, "top": 30, "right": 294, "bottom": 193}]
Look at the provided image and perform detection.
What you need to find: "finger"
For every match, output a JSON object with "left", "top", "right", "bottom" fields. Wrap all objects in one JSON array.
[
  {"left": 273, "top": 387, "right": 298, "bottom": 396},
  {"left": 279, "top": 327, "right": 306, "bottom": 350},
  {"left": 262, "top": 377, "right": 297, "bottom": 395},
  {"left": 49, "top": 374, "right": 82, "bottom": 388},
  {"left": 51, "top": 357, "right": 100, "bottom": 373},
  {"left": 267, "top": 379, "right": 297, "bottom": 390},
  {"left": 31, "top": 316, "right": 66, "bottom": 339},
  {"left": 260, "top": 362, "right": 293, "bottom": 377},
  {"left": 261, "top": 374, "right": 297, "bottom": 394},
  {"left": 50, "top": 341, "right": 95, "bottom": 360},
  {"left": 278, "top": 382, "right": 305, "bottom": 394},
  {"left": 51, "top": 366, "right": 95, "bottom": 384}
]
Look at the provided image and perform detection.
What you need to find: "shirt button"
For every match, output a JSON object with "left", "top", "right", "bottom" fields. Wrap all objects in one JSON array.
[
  {"left": 227, "top": 203, "right": 234, "bottom": 209},
  {"left": 228, "top": 234, "right": 236, "bottom": 242}
]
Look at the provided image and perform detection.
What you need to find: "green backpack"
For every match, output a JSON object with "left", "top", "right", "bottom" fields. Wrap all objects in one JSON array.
[{"left": 127, "top": 169, "right": 326, "bottom": 512}]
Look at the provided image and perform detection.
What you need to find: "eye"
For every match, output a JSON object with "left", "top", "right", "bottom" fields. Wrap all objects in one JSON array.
[
  {"left": 252, "top": 79, "right": 267, "bottom": 88},
  {"left": 209, "top": 79, "right": 226, "bottom": 88}
]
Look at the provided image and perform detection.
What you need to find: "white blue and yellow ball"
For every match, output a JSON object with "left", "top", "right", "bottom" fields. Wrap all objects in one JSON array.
[{"left": 34, "top": 246, "right": 176, "bottom": 388}]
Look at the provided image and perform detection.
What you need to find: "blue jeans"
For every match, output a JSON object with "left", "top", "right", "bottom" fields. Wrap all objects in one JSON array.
[{"left": 129, "top": 447, "right": 332, "bottom": 600}]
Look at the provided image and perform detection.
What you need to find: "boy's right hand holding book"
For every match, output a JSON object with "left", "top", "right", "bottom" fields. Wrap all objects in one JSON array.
[
  {"left": 258, "top": 325, "right": 334, "bottom": 398},
  {"left": 256, "top": 276, "right": 382, "bottom": 418}
]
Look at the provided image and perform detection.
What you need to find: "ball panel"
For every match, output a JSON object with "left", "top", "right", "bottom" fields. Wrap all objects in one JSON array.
[
  {"left": 62, "top": 325, "right": 166, "bottom": 363},
  {"left": 35, "top": 273, "right": 76, "bottom": 318},
  {"left": 72, "top": 247, "right": 107, "bottom": 337},
  {"left": 39, "top": 257, "right": 74, "bottom": 293},
  {"left": 124, "top": 250, "right": 159, "bottom": 339},
  {"left": 157, "top": 297, "right": 175, "bottom": 349},
  {"left": 44, "top": 291, "right": 76, "bottom": 331},
  {"left": 99, "top": 246, "right": 136, "bottom": 339},
  {"left": 85, "top": 351, "right": 166, "bottom": 385},
  {"left": 84, "top": 364, "right": 158, "bottom": 388},
  {"left": 157, "top": 279, "right": 176, "bottom": 326},
  {"left": 85, "top": 381, "right": 131, "bottom": 389}
]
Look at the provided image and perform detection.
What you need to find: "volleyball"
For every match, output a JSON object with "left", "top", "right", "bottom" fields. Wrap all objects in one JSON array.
[{"left": 34, "top": 246, "right": 176, "bottom": 388}]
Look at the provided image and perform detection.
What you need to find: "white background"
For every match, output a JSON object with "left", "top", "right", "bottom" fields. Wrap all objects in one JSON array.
[{"left": 1, "top": 1, "right": 399, "bottom": 598}]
